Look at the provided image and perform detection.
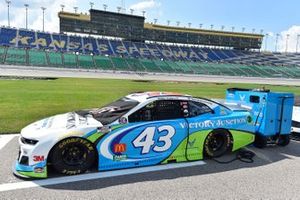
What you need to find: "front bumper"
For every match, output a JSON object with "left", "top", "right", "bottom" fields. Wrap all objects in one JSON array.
[{"left": 14, "top": 160, "right": 47, "bottom": 179}]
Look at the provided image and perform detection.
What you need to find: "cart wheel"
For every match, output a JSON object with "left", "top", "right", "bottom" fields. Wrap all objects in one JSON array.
[
  {"left": 278, "top": 135, "right": 290, "bottom": 146},
  {"left": 50, "top": 137, "right": 96, "bottom": 175},
  {"left": 204, "top": 129, "right": 232, "bottom": 158},
  {"left": 253, "top": 134, "right": 267, "bottom": 148}
]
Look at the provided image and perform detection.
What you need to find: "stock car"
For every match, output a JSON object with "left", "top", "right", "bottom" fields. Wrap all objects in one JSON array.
[{"left": 14, "top": 90, "right": 293, "bottom": 178}]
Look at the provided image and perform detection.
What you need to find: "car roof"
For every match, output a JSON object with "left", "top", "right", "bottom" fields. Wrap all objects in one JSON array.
[{"left": 126, "top": 91, "right": 191, "bottom": 103}]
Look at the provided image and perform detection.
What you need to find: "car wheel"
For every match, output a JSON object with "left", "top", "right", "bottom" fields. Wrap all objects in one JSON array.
[
  {"left": 278, "top": 134, "right": 290, "bottom": 146},
  {"left": 204, "top": 129, "right": 232, "bottom": 158},
  {"left": 253, "top": 134, "right": 267, "bottom": 148},
  {"left": 50, "top": 137, "right": 96, "bottom": 175}
]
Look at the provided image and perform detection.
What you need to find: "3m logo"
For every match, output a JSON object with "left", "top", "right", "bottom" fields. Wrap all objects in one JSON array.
[
  {"left": 33, "top": 156, "right": 44, "bottom": 162},
  {"left": 114, "top": 143, "right": 126, "bottom": 153}
]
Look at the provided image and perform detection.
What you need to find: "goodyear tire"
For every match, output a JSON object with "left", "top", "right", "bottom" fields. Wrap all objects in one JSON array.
[
  {"left": 50, "top": 137, "right": 96, "bottom": 175},
  {"left": 204, "top": 129, "right": 232, "bottom": 158},
  {"left": 278, "top": 135, "right": 290, "bottom": 146}
]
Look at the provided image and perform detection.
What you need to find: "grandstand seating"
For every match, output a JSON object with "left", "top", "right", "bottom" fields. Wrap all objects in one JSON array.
[
  {"left": 5, "top": 48, "right": 27, "bottom": 65},
  {"left": 28, "top": 50, "right": 47, "bottom": 66},
  {"left": 2, "top": 27, "right": 300, "bottom": 79}
]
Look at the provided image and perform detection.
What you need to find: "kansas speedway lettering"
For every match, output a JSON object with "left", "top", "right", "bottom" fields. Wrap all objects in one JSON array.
[{"left": 180, "top": 118, "right": 247, "bottom": 129}]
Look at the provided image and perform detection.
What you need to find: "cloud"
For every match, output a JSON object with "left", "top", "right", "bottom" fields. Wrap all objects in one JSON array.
[
  {"left": 0, "top": 0, "right": 78, "bottom": 32},
  {"left": 277, "top": 25, "right": 300, "bottom": 53},
  {"left": 129, "top": 0, "right": 161, "bottom": 13}
]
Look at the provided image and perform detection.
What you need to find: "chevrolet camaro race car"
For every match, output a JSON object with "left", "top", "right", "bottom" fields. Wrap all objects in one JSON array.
[{"left": 14, "top": 89, "right": 294, "bottom": 178}]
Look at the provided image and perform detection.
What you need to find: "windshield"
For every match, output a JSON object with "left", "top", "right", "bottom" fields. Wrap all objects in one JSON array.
[{"left": 76, "top": 97, "right": 139, "bottom": 125}]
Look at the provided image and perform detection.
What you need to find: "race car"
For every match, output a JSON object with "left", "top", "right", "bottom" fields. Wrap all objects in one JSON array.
[
  {"left": 291, "top": 96, "right": 300, "bottom": 134},
  {"left": 14, "top": 89, "right": 294, "bottom": 178}
]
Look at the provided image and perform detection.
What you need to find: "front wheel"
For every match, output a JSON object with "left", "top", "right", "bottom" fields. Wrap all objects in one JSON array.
[
  {"left": 50, "top": 137, "right": 96, "bottom": 175},
  {"left": 204, "top": 129, "right": 232, "bottom": 158}
]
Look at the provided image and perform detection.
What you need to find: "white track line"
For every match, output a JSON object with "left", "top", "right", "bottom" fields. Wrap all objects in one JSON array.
[
  {"left": 0, "top": 161, "right": 205, "bottom": 192},
  {"left": 0, "top": 134, "right": 19, "bottom": 150}
]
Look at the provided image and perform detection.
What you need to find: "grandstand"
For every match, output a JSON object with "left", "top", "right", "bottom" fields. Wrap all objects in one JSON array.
[{"left": 1, "top": 9, "right": 300, "bottom": 79}]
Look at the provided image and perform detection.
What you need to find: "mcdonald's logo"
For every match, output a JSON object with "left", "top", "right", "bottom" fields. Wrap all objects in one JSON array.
[{"left": 114, "top": 143, "right": 126, "bottom": 153}]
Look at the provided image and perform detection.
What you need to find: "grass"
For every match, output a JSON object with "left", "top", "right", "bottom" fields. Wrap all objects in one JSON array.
[{"left": 0, "top": 77, "right": 299, "bottom": 134}]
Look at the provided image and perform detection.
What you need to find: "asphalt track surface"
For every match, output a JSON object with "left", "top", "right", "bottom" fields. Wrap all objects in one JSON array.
[
  {"left": 1, "top": 135, "right": 300, "bottom": 199},
  {"left": 1, "top": 65, "right": 300, "bottom": 86}
]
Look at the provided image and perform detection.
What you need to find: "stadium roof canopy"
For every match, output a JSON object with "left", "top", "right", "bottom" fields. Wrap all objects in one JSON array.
[{"left": 59, "top": 10, "right": 263, "bottom": 49}]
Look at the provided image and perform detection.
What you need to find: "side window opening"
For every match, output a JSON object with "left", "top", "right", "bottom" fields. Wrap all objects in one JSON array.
[
  {"left": 188, "top": 101, "right": 212, "bottom": 117},
  {"left": 128, "top": 100, "right": 185, "bottom": 123}
]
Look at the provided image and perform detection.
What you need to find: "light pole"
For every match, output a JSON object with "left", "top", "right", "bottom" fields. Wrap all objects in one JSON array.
[
  {"left": 130, "top": 9, "right": 134, "bottom": 14},
  {"left": 167, "top": 20, "right": 170, "bottom": 26},
  {"left": 188, "top": 23, "right": 191, "bottom": 28},
  {"left": 210, "top": 24, "right": 214, "bottom": 30},
  {"left": 275, "top": 33, "right": 279, "bottom": 52},
  {"left": 24, "top": 4, "right": 29, "bottom": 29},
  {"left": 73, "top": 6, "right": 78, "bottom": 13},
  {"left": 221, "top": 25, "right": 225, "bottom": 31},
  {"left": 231, "top": 26, "right": 235, "bottom": 32},
  {"left": 260, "top": 29, "right": 264, "bottom": 34},
  {"left": 176, "top": 21, "right": 180, "bottom": 27},
  {"left": 154, "top": 19, "right": 157, "bottom": 24},
  {"left": 6, "top": 0, "right": 11, "bottom": 27},
  {"left": 199, "top": 24, "right": 203, "bottom": 29},
  {"left": 41, "top": 7, "right": 46, "bottom": 32},
  {"left": 285, "top": 34, "right": 290, "bottom": 53},
  {"left": 60, "top": 4, "right": 65, "bottom": 12},
  {"left": 296, "top": 34, "right": 300, "bottom": 53},
  {"left": 103, "top": 4, "right": 107, "bottom": 11},
  {"left": 90, "top": 2, "right": 94, "bottom": 9},
  {"left": 252, "top": 28, "right": 255, "bottom": 33},
  {"left": 242, "top": 27, "right": 245, "bottom": 33},
  {"left": 142, "top": 11, "right": 146, "bottom": 17},
  {"left": 265, "top": 33, "right": 269, "bottom": 51},
  {"left": 117, "top": 6, "right": 121, "bottom": 13}
]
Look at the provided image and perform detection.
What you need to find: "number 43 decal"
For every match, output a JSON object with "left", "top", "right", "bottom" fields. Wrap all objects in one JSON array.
[{"left": 132, "top": 125, "right": 175, "bottom": 154}]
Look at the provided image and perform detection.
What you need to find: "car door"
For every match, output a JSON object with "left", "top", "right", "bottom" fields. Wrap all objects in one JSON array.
[
  {"left": 98, "top": 99, "right": 189, "bottom": 170},
  {"left": 184, "top": 100, "right": 215, "bottom": 160}
]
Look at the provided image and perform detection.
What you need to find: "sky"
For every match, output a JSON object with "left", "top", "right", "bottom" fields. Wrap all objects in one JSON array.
[{"left": 0, "top": 0, "right": 300, "bottom": 52}]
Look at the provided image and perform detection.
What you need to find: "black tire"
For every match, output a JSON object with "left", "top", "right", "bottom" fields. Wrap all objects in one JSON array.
[
  {"left": 50, "top": 137, "right": 96, "bottom": 175},
  {"left": 278, "top": 134, "right": 290, "bottom": 146},
  {"left": 204, "top": 129, "right": 232, "bottom": 158},
  {"left": 253, "top": 134, "right": 267, "bottom": 148}
]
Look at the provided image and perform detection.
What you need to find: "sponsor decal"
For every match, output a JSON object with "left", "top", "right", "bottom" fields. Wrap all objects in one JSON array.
[
  {"left": 180, "top": 117, "right": 247, "bottom": 129},
  {"left": 247, "top": 116, "right": 253, "bottom": 124},
  {"left": 220, "top": 108, "right": 227, "bottom": 115},
  {"left": 33, "top": 156, "right": 45, "bottom": 162},
  {"left": 119, "top": 117, "right": 128, "bottom": 124},
  {"left": 113, "top": 154, "right": 127, "bottom": 161},
  {"left": 114, "top": 143, "right": 127, "bottom": 153},
  {"left": 239, "top": 94, "right": 246, "bottom": 101},
  {"left": 187, "top": 139, "right": 197, "bottom": 149},
  {"left": 34, "top": 167, "right": 44, "bottom": 173}
]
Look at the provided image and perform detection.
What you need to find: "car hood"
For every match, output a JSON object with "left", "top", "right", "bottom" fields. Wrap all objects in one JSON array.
[{"left": 21, "top": 112, "right": 102, "bottom": 140}]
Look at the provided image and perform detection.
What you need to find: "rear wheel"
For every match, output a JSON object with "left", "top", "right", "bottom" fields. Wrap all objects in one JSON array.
[
  {"left": 204, "top": 129, "right": 232, "bottom": 158},
  {"left": 278, "top": 135, "right": 290, "bottom": 146},
  {"left": 50, "top": 137, "right": 96, "bottom": 175}
]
